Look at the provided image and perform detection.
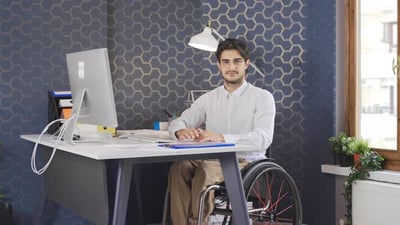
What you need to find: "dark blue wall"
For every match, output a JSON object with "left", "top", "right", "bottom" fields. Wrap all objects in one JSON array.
[{"left": 0, "top": 0, "right": 336, "bottom": 225}]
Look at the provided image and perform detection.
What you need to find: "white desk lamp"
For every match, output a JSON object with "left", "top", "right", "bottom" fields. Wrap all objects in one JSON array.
[{"left": 188, "top": 21, "right": 266, "bottom": 77}]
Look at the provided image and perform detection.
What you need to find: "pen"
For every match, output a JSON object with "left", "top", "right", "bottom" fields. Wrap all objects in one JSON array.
[
  {"left": 158, "top": 143, "right": 170, "bottom": 147},
  {"left": 163, "top": 109, "right": 173, "bottom": 118}
]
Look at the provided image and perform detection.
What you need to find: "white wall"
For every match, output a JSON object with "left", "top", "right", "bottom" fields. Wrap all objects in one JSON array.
[{"left": 353, "top": 180, "right": 400, "bottom": 225}]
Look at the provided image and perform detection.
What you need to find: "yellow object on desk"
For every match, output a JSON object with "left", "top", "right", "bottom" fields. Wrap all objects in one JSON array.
[{"left": 97, "top": 126, "right": 116, "bottom": 136}]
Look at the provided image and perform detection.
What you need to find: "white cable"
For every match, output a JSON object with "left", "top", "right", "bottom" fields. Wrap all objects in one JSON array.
[{"left": 31, "top": 114, "right": 76, "bottom": 175}]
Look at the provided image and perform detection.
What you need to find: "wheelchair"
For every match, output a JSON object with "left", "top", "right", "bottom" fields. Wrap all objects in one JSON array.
[{"left": 162, "top": 153, "right": 303, "bottom": 225}]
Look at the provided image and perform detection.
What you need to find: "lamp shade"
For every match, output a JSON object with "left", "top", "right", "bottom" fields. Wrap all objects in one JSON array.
[{"left": 188, "top": 27, "right": 219, "bottom": 52}]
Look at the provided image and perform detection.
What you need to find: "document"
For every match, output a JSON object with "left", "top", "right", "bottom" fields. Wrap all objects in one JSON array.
[{"left": 117, "top": 129, "right": 172, "bottom": 143}]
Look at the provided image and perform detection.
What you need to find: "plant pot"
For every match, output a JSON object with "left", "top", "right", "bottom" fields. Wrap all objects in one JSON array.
[
  {"left": 338, "top": 153, "right": 353, "bottom": 167},
  {"left": 0, "top": 202, "right": 12, "bottom": 225},
  {"left": 353, "top": 153, "right": 361, "bottom": 166}
]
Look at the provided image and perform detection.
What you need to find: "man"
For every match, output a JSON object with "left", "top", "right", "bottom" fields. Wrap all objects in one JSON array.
[{"left": 168, "top": 38, "right": 275, "bottom": 225}]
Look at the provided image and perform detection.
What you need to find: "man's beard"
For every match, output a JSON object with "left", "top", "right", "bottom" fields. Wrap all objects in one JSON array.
[
  {"left": 224, "top": 77, "right": 242, "bottom": 84},
  {"left": 223, "top": 72, "right": 244, "bottom": 84}
]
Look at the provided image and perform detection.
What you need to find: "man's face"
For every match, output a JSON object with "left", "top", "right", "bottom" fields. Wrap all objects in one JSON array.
[{"left": 217, "top": 49, "right": 250, "bottom": 85}]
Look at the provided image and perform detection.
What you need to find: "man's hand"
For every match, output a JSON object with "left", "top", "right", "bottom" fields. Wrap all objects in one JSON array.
[
  {"left": 175, "top": 128, "right": 203, "bottom": 140},
  {"left": 175, "top": 128, "right": 224, "bottom": 142},
  {"left": 195, "top": 130, "right": 225, "bottom": 142}
]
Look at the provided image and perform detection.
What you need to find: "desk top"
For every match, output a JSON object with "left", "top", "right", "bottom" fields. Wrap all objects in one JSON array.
[{"left": 21, "top": 132, "right": 257, "bottom": 160}]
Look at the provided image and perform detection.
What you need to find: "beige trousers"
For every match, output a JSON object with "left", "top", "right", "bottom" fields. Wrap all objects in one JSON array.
[{"left": 168, "top": 159, "right": 249, "bottom": 225}]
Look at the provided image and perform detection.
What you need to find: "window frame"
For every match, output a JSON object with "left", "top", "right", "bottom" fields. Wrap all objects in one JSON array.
[{"left": 345, "top": 0, "right": 400, "bottom": 170}]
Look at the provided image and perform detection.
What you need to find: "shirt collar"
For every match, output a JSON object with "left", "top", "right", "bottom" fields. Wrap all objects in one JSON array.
[{"left": 222, "top": 81, "right": 248, "bottom": 98}]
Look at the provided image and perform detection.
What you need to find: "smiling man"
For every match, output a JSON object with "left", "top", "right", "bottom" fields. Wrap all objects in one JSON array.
[{"left": 167, "top": 38, "right": 276, "bottom": 225}]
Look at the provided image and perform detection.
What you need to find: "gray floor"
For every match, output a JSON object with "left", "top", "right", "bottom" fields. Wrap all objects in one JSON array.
[{"left": 147, "top": 223, "right": 307, "bottom": 225}]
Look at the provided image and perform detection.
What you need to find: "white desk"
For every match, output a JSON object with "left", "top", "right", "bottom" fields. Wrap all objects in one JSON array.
[{"left": 21, "top": 133, "right": 257, "bottom": 225}]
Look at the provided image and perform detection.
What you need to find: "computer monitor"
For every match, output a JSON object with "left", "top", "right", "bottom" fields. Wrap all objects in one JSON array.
[{"left": 63, "top": 48, "right": 118, "bottom": 143}]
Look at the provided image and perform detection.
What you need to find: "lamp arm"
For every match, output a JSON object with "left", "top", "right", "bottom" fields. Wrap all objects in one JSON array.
[
  {"left": 211, "top": 29, "right": 226, "bottom": 41},
  {"left": 249, "top": 62, "right": 266, "bottom": 77}
]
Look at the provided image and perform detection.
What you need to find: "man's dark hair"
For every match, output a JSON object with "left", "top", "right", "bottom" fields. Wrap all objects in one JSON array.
[{"left": 215, "top": 38, "right": 250, "bottom": 62}]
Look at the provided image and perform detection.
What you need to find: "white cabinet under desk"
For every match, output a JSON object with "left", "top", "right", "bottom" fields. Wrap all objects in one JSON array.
[{"left": 321, "top": 164, "right": 400, "bottom": 225}]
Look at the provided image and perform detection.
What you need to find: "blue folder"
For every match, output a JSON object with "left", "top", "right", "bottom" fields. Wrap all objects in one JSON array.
[{"left": 161, "top": 142, "right": 235, "bottom": 149}]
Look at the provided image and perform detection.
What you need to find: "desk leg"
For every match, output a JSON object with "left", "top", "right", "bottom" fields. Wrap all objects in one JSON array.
[
  {"left": 33, "top": 184, "right": 48, "bottom": 225},
  {"left": 219, "top": 153, "right": 251, "bottom": 225},
  {"left": 133, "top": 165, "right": 145, "bottom": 225},
  {"left": 113, "top": 159, "right": 134, "bottom": 225}
]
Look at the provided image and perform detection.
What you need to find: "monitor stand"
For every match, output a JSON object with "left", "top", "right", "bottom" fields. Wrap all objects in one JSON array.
[{"left": 62, "top": 89, "right": 87, "bottom": 144}]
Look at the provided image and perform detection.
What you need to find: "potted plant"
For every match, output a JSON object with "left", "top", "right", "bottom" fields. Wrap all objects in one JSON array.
[
  {"left": 343, "top": 150, "right": 384, "bottom": 225},
  {"left": 0, "top": 188, "right": 12, "bottom": 225},
  {"left": 328, "top": 132, "right": 355, "bottom": 167},
  {"left": 348, "top": 138, "right": 370, "bottom": 167}
]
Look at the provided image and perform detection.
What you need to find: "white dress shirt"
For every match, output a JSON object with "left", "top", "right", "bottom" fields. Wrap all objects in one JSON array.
[{"left": 168, "top": 81, "right": 276, "bottom": 161}]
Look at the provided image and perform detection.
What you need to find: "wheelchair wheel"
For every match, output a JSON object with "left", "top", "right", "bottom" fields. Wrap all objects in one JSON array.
[{"left": 219, "top": 161, "right": 302, "bottom": 225}]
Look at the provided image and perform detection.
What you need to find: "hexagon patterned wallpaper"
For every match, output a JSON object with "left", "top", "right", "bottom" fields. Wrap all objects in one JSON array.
[{"left": 0, "top": 0, "right": 336, "bottom": 225}]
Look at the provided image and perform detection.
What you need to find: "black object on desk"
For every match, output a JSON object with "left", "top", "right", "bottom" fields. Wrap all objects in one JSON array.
[{"left": 47, "top": 91, "right": 72, "bottom": 134}]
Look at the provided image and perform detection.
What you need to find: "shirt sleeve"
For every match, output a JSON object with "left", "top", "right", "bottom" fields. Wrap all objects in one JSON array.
[{"left": 168, "top": 96, "right": 207, "bottom": 139}]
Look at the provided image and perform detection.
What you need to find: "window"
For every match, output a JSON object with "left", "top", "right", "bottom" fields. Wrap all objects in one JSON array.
[{"left": 346, "top": 0, "right": 400, "bottom": 170}]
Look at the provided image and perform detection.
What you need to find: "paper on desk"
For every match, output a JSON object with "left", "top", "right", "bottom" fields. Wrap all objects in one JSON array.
[{"left": 117, "top": 129, "right": 173, "bottom": 143}]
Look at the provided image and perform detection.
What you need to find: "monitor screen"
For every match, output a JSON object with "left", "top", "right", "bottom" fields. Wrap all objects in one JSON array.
[{"left": 63, "top": 48, "right": 118, "bottom": 143}]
